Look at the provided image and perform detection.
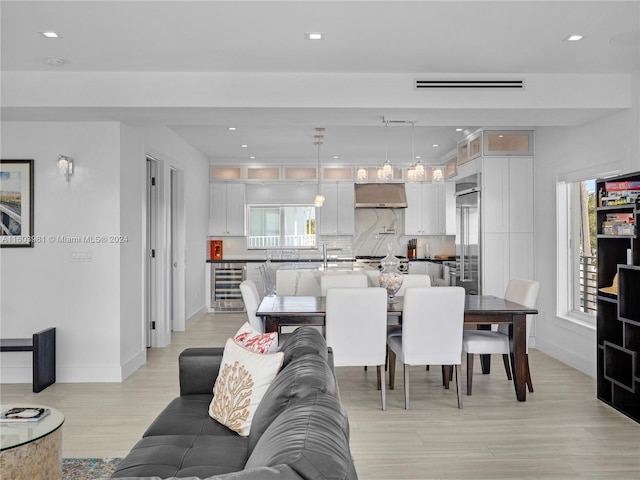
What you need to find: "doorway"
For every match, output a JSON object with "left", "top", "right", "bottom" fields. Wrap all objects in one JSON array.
[
  {"left": 170, "top": 167, "right": 186, "bottom": 331},
  {"left": 145, "top": 157, "right": 159, "bottom": 347}
]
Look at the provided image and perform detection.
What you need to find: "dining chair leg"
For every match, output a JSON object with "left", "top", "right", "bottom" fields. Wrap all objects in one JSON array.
[
  {"left": 502, "top": 354, "right": 512, "bottom": 380},
  {"left": 380, "top": 365, "right": 386, "bottom": 411},
  {"left": 388, "top": 350, "right": 397, "bottom": 390},
  {"left": 455, "top": 364, "right": 463, "bottom": 409},
  {"left": 376, "top": 365, "right": 382, "bottom": 391},
  {"left": 442, "top": 365, "right": 451, "bottom": 389},
  {"left": 525, "top": 354, "right": 534, "bottom": 392},
  {"left": 403, "top": 364, "right": 410, "bottom": 410},
  {"left": 466, "top": 353, "right": 474, "bottom": 395}
]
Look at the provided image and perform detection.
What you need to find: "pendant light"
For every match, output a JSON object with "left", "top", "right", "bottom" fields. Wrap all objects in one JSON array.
[
  {"left": 410, "top": 122, "right": 425, "bottom": 181},
  {"left": 380, "top": 120, "right": 393, "bottom": 182},
  {"left": 314, "top": 128, "right": 325, "bottom": 207}
]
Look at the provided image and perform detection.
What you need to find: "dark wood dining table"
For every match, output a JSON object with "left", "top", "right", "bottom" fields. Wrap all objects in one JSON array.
[{"left": 256, "top": 294, "right": 538, "bottom": 402}]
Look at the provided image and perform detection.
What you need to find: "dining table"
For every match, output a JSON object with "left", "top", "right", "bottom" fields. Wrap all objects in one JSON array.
[{"left": 256, "top": 294, "right": 538, "bottom": 402}]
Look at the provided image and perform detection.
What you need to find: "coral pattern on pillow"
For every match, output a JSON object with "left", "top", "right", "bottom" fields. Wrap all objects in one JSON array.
[
  {"left": 233, "top": 322, "right": 278, "bottom": 353},
  {"left": 209, "top": 338, "right": 284, "bottom": 436}
]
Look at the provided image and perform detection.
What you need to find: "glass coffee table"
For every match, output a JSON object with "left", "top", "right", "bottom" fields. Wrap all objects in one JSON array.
[{"left": 0, "top": 405, "right": 65, "bottom": 478}]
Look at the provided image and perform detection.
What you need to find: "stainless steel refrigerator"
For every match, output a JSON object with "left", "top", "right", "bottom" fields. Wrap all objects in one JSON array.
[{"left": 453, "top": 176, "right": 481, "bottom": 295}]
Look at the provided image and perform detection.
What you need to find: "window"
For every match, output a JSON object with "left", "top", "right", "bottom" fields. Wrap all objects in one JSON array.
[
  {"left": 558, "top": 178, "right": 597, "bottom": 323},
  {"left": 247, "top": 206, "right": 316, "bottom": 249}
]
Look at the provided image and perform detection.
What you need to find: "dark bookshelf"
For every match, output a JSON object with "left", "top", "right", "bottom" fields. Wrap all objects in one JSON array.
[{"left": 596, "top": 171, "right": 639, "bottom": 423}]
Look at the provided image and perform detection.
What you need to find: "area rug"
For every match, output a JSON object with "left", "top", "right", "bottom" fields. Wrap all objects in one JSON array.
[{"left": 62, "top": 457, "right": 122, "bottom": 480}]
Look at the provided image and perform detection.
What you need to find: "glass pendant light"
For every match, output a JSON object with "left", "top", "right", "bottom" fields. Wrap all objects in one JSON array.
[{"left": 314, "top": 128, "right": 325, "bottom": 207}]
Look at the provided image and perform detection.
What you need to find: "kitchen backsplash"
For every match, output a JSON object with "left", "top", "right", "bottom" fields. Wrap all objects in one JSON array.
[{"left": 213, "top": 209, "right": 455, "bottom": 260}]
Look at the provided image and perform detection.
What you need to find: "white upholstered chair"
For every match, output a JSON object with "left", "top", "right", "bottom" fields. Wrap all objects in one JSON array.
[
  {"left": 388, "top": 286, "right": 466, "bottom": 409},
  {"left": 325, "top": 287, "right": 389, "bottom": 410},
  {"left": 387, "top": 274, "right": 432, "bottom": 338},
  {"left": 239, "top": 280, "right": 264, "bottom": 333},
  {"left": 395, "top": 274, "right": 431, "bottom": 296},
  {"left": 320, "top": 273, "right": 367, "bottom": 295},
  {"left": 462, "top": 278, "right": 540, "bottom": 395}
]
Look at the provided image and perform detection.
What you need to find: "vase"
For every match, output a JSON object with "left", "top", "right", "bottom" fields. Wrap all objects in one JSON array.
[{"left": 378, "top": 243, "right": 403, "bottom": 302}]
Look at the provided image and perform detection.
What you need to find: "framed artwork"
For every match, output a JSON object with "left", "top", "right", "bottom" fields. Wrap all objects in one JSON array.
[{"left": 0, "top": 159, "right": 34, "bottom": 248}]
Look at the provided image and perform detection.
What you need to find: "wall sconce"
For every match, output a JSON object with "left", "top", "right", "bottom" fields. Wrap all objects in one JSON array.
[{"left": 57, "top": 155, "right": 73, "bottom": 181}]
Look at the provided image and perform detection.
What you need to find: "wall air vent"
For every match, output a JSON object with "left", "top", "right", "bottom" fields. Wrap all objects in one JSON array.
[{"left": 414, "top": 79, "right": 524, "bottom": 89}]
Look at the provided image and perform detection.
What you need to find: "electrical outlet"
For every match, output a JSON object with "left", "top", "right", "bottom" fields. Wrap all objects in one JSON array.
[{"left": 71, "top": 251, "right": 93, "bottom": 262}]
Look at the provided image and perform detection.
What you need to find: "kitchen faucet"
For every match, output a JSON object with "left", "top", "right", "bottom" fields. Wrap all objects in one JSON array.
[{"left": 322, "top": 243, "right": 342, "bottom": 269}]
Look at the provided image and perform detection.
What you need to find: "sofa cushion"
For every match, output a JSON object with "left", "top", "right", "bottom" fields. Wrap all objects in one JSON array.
[
  {"left": 245, "top": 394, "right": 356, "bottom": 480},
  {"left": 277, "top": 327, "right": 328, "bottom": 368},
  {"left": 143, "top": 395, "right": 240, "bottom": 437},
  {"left": 209, "top": 338, "right": 284, "bottom": 436},
  {"left": 233, "top": 322, "right": 278, "bottom": 353},
  {"left": 111, "top": 464, "right": 304, "bottom": 480},
  {"left": 111, "top": 434, "right": 249, "bottom": 479},
  {"left": 248, "top": 353, "right": 337, "bottom": 453}
]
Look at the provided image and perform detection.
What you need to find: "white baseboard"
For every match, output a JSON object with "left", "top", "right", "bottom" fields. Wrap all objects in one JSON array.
[{"left": 186, "top": 307, "right": 207, "bottom": 330}]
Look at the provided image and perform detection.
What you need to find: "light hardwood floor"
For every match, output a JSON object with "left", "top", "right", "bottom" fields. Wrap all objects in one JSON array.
[{"left": 2, "top": 312, "right": 639, "bottom": 479}]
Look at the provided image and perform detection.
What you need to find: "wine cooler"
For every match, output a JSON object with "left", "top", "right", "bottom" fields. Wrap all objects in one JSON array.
[{"left": 210, "top": 262, "right": 246, "bottom": 312}]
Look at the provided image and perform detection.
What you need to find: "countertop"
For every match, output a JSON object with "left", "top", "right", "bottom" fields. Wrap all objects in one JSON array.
[{"left": 206, "top": 257, "right": 456, "bottom": 263}]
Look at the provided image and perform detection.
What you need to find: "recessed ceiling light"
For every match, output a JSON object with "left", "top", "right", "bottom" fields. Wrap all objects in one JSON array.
[
  {"left": 228, "top": 127, "right": 236, "bottom": 131},
  {"left": 249, "top": 156, "right": 256, "bottom": 159},
  {"left": 455, "top": 128, "right": 463, "bottom": 132},
  {"left": 241, "top": 144, "right": 248, "bottom": 148},
  {"left": 305, "top": 32, "right": 325, "bottom": 40},
  {"left": 40, "top": 31, "right": 59, "bottom": 38},
  {"left": 565, "top": 34, "right": 584, "bottom": 42},
  {"left": 333, "top": 156, "right": 339, "bottom": 159},
  {"left": 432, "top": 144, "right": 439, "bottom": 148},
  {"left": 415, "top": 156, "right": 422, "bottom": 159}
]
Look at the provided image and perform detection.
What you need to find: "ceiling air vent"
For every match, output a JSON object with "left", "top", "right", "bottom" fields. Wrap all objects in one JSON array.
[{"left": 414, "top": 79, "right": 524, "bottom": 89}]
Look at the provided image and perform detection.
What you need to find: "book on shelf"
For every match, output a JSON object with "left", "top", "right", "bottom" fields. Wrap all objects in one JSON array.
[{"left": 0, "top": 407, "right": 51, "bottom": 422}]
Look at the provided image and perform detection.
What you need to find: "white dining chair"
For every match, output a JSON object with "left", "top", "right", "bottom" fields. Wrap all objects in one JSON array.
[
  {"left": 320, "top": 273, "right": 367, "bottom": 296},
  {"left": 387, "top": 274, "right": 432, "bottom": 338},
  {"left": 462, "top": 278, "right": 540, "bottom": 395},
  {"left": 387, "top": 286, "right": 466, "bottom": 409},
  {"left": 325, "top": 287, "right": 388, "bottom": 410},
  {"left": 239, "top": 280, "right": 264, "bottom": 333},
  {"left": 395, "top": 274, "right": 431, "bottom": 296}
]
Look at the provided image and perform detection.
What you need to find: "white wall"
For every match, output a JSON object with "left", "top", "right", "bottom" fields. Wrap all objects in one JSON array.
[
  {"left": 533, "top": 70, "right": 640, "bottom": 377},
  {"left": 1, "top": 122, "right": 124, "bottom": 382},
  {"left": 0, "top": 121, "right": 209, "bottom": 383}
]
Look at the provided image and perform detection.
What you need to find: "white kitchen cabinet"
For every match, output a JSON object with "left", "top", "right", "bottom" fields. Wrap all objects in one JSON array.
[
  {"left": 409, "top": 261, "right": 443, "bottom": 283},
  {"left": 404, "top": 183, "right": 454, "bottom": 235},
  {"left": 408, "top": 261, "right": 427, "bottom": 274},
  {"left": 209, "top": 183, "right": 246, "bottom": 236},
  {"left": 480, "top": 157, "right": 534, "bottom": 296},
  {"left": 318, "top": 183, "right": 355, "bottom": 235}
]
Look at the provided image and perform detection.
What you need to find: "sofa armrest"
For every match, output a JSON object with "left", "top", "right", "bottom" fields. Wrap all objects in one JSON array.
[{"left": 179, "top": 347, "right": 224, "bottom": 396}]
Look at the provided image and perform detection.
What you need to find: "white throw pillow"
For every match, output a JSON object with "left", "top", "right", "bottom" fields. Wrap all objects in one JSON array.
[
  {"left": 233, "top": 322, "right": 278, "bottom": 353},
  {"left": 209, "top": 338, "right": 284, "bottom": 436}
]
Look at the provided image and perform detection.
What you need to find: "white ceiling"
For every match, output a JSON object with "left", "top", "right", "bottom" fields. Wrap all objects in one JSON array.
[{"left": 2, "top": 1, "right": 639, "bottom": 165}]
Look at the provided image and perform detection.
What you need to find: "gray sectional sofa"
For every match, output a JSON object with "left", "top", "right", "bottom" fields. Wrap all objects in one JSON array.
[{"left": 111, "top": 328, "right": 358, "bottom": 480}]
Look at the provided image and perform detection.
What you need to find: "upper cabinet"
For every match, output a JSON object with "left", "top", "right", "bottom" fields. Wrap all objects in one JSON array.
[
  {"left": 454, "top": 130, "right": 534, "bottom": 173},
  {"left": 404, "top": 182, "right": 454, "bottom": 235},
  {"left": 318, "top": 183, "right": 355, "bottom": 235},
  {"left": 209, "top": 183, "right": 246, "bottom": 236},
  {"left": 483, "top": 130, "right": 534, "bottom": 156}
]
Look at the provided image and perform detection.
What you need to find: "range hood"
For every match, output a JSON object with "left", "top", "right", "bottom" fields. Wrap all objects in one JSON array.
[{"left": 354, "top": 183, "right": 408, "bottom": 208}]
